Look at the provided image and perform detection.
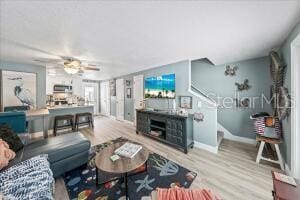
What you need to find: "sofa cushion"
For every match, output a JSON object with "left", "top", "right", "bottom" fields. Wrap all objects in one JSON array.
[
  {"left": 0, "top": 154, "right": 54, "bottom": 200},
  {"left": 11, "top": 132, "right": 90, "bottom": 165}
]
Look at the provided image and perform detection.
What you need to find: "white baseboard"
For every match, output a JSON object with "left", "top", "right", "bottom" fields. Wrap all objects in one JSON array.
[
  {"left": 194, "top": 141, "right": 218, "bottom": 154},
  {"left": 217, "top": 123, "right": 256, "bottom": 145}
]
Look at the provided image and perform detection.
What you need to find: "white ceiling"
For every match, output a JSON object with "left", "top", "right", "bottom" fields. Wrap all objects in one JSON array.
[{"left": 1, "top": 1, "right": 300, "bottom": 80}]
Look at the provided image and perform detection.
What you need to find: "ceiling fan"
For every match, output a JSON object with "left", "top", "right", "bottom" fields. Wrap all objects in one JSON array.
[{"left": 34, "top": 57, "right": 100, "bottom": 75}]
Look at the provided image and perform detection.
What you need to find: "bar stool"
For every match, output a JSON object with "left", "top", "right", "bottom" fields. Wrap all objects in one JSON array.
[
  {"left": 75, "top": 112, "right": 94, "bottom": 131},
  {"left": 256, "top": 135, "right": 284, "bottom": 170},
  {"left": 53, "top": 115, "right": 74, "bottom": 136}
]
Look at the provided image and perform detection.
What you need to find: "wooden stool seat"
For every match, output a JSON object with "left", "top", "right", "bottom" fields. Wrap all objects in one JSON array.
[
  {"left": 256, "top": 135, "right": 284, "bottom": 170},
  {"left": 75, "top": 112, "right": 94, "bottom": 131},
  {"left": 53, "top": 115, "right": 75, "bottom": 136},
  {"left": 256, "top": 135, "right": 282, "bottom": 144}
]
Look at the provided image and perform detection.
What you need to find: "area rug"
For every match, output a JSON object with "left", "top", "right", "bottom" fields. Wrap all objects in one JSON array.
[{"left": 63, "top": 138, "right": 197, "bottom": 200}]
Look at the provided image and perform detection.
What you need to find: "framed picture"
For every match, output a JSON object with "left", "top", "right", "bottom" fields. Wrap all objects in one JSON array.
[
  {"left": 1, "top": 70, "right": 37, "bottom": 111},
  {"left": 126, "top": 80, "right": 131, "bottom": 86},
  {"left": 127, "top": 88, "right": 132, "bottom": 98},
  {"left": 179, "top": 96, "right": 192, "bottom": 109}
]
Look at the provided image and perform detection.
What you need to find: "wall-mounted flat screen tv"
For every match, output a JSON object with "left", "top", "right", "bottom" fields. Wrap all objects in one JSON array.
[{"left": 145, "top": 73, "right": 175, "bottom": 98}]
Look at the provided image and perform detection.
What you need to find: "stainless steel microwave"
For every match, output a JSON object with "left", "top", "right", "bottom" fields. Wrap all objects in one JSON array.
[{"left": 53, "top": 84, "right": 72, "bottom": 93}]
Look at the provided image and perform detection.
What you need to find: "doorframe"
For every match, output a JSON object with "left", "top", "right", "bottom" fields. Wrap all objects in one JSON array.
[
  {"left": 83, "top": 81, "right": 100, "bottom": 115},
  {"left": 291, "top": 35, "right": 300, "bottom": 178}
]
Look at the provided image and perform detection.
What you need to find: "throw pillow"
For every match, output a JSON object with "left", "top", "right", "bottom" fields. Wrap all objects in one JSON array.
[
  {"left": 0, "top": 124, "right": 24, "bottom": 152},
  {"left": 0, "top": 139, "right": 16, "bottom": 170}
]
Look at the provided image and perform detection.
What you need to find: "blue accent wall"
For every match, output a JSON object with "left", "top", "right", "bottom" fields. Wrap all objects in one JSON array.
[
  {"left": 191, "top": 57, "right": 273, "bottom": 139},
  {"left": 280, "top": 21, "right": 300, "bottom": 168}
]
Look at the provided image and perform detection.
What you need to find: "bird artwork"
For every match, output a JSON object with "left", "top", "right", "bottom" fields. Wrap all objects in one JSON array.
[
  {"left": 235, "top": 79, "right": 251, "bottom": 91},
  {"left": 8, "top": 77, "right": 36, "bottom": 108},
  {"left": 225, "top": 65, "right": 238, "bottom": 76}
]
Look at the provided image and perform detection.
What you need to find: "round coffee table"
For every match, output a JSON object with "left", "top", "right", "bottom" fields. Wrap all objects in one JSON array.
[{"left": 95, "top": 141, "right": 149, "bottom": 199}]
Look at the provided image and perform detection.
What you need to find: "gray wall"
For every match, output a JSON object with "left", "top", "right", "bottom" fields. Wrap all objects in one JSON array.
[
  {"left": 124, "top": 76, "right": 134, "bottom": 121},
  {"left": 111, "top": 60, "right": 218, "bottom": 147},
  {"left": 0, "top": 60, "right": 47, "bottom": 132},
  {"left": 280, "top": 21, "right": 300, "bottom": 168},
  {"left": 191, "top": 57, "right": 273, "bottom": 139}
]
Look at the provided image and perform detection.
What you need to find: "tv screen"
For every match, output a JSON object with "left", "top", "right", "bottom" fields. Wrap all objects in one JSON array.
[{"left": 145, "top": 73, "right": 175, "bottom": 98}]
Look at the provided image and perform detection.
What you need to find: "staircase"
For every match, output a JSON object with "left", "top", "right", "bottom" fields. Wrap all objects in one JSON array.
[{"left": 188, "top": 83, "right": 224, "bottom": 151}]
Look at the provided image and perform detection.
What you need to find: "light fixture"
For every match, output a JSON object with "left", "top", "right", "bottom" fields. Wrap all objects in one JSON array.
[{"left": 64, "top": 66, "right": 79, "bottom": 74}]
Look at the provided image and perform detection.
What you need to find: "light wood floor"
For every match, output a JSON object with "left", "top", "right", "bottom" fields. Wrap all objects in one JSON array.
[{"left": 54, "top": 116, "right": 277, "bottom": 200}]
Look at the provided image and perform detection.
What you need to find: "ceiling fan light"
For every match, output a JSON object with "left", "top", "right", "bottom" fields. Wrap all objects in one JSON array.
[{"left": 64, "top": 67, "right": 79, "bottom": 74}]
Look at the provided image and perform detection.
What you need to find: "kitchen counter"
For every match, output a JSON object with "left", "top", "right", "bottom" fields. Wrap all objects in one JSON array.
[
  {"left": 47, "top": 105, "right": 94, "bottom": 131},
  {"left": 26, "top": 105, "right": 95, "bottom": 133},
  {"left": 47, "top": 105, "right": 94, "bottom": 110}
]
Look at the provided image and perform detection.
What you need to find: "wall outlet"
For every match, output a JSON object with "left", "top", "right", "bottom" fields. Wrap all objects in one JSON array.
[{"left": 197, "top": 101, "right": 202, "bottom": 108}]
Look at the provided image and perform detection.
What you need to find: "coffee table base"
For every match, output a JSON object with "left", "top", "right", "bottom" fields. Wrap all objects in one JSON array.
[{"left": 96, "top": 161, "right": 148, "bottom": 199}]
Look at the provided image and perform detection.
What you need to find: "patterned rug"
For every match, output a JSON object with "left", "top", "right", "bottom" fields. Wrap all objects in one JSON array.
[{"left": 63, "top": 138, "right": 197, "bottom": 200}]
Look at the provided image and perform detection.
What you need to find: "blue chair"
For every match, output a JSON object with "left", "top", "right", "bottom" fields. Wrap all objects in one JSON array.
[{"left": 0, "top": 111, "right": 26, "bottom": 134}]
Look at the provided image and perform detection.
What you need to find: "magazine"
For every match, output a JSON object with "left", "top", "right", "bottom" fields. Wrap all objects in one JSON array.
[
  {"left": 274, "top": 171, "right": 297, "bottom": 186},
  {"left": 114, "top": 142, "right": 143, "bottom": 158}
]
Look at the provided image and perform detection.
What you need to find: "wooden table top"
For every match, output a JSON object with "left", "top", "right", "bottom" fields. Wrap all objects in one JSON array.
[
  {"left": 272, "top": 170, "right": 300, "bottom": 200},
  {"left": 95, "top": 141, "right": 149, "bottom": 174}
]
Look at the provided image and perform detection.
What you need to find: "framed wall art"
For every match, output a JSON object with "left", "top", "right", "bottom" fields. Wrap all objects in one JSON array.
[
  {"left": 1, "top": 70, "right": 37, "bottom": 110},
  {"left": 179, "top": 96, "right": 192, "bottom": 109}
]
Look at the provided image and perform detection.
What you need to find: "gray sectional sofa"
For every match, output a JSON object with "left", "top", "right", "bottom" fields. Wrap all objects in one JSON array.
[
  {"left": 0, "top": 132, "right": 91, "bottom": 199},
  {"left": 8, "top": 132, "right": 91, "bottom": 178}
]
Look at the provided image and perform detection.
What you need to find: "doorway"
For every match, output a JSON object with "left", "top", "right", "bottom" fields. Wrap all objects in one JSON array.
[
  {"left": 83, "top": 81, "right": 99, "bottom": 115},
  {"left": 291, "top": 35, "right": 300, "bottom": 178}
]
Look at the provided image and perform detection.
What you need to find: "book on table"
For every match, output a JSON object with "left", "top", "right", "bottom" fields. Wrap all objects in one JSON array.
[{"left": 114, "top": 142, "right": 143, "bottom": 158}]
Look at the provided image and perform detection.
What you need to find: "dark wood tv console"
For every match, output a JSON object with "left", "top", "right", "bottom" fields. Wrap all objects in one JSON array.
[{"left": 136, "top": 109, "right": 194, "bottom": 153}]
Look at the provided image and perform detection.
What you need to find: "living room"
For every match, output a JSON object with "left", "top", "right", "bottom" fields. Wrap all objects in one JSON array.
[{"left": 1, "top": 1, "right": 300, "bottom": 200}]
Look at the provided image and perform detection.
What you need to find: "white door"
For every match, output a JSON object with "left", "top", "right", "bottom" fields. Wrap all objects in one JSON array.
[
  {"left": 100, "top": 81, "right": 110, "bottom": 116},
  {"left": 116, "top": 79, "right": 124, "bottom": 121},
  {"left": 133, "top": 75, "right": 144, "bottom": 123}
]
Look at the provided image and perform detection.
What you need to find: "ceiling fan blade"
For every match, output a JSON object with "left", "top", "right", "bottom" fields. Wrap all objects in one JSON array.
[{"left": 81, "top": 66, "right": 100, "bottom": 71}]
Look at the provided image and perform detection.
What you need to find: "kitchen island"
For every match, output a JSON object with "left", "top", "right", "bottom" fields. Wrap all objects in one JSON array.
[
  {"left": 28, "top": 105, "right": 94, "bottom": 134},
  {"left": 47, "top": 105, "right": 94, "bottom": 131}
]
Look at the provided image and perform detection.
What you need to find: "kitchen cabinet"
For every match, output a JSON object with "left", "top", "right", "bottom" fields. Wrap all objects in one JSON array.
[{"left": 46, "top": 74, "right": 82, "bottom": 96}]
